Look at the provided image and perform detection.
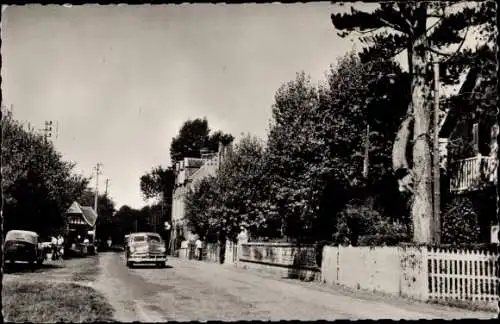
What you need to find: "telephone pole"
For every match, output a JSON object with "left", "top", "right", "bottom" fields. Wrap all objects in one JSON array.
[
  {"left": 105, "top": 179, "right": 110, "bottom": 197},
  {"left": 433, "top": 62, "right": 441, "bottom": 244},
  {"left": 93, "top": 163, "right": 102, "bottom": 213},
  {"left": 363, "top": 124, "right": 370, "bottom": 179}
]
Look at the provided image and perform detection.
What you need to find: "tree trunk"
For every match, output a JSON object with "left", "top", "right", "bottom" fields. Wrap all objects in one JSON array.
[{"left": 410, "top": 27, "right": 436, "bottom": 244}]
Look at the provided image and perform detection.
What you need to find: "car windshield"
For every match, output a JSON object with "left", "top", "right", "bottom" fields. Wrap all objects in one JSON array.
[
  {"left": 147, "top": 235, "right": 161, "bottom": 243},
  {"left": 132, "top": 236, "right": 146, "bottom": 242}
]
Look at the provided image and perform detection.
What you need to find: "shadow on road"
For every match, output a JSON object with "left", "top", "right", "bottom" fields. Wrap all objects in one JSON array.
[{"left": 130, "top": 264, "right": 174, "bottom": 270}]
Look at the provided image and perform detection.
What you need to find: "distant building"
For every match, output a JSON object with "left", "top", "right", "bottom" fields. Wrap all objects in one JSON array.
[
  {"left": 171, "top": 142, "right": 232, "bottom": 248},
  {"left": 65, "top": 201, "right": 98, "bottom": 245}
]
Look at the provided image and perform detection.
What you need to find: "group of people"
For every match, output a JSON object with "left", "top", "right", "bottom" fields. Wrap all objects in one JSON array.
[{"left": 50, "top": 235, "right": 65, "bottom": 260}]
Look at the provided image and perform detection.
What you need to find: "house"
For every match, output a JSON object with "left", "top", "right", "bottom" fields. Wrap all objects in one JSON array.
[
  {"left": 65, "top": 201, "right": 98, "bottom": 248},
  {"left": 439, "top": 66, "right": 498, "bottom": 243},
  {"left": 170, "top": 142, "right": 232, "bottom": 250}
]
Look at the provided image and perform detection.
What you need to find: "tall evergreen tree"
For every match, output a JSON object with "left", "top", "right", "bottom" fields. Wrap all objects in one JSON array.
[{"left": 331, "top": 1, "right": 495, "bottom": 243}]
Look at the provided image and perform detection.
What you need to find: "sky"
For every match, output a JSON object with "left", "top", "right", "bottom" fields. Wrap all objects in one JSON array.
[
  {"left": 2, "top": 3, "right": 365, "bottom": 209},
  {"left": 1, "top": 3, "right": 476, "bottom": 210}
]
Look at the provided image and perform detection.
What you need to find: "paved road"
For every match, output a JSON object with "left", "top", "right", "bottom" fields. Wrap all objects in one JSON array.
[{"left": 93, "top": 252, "right": 496, "bottom": 321}]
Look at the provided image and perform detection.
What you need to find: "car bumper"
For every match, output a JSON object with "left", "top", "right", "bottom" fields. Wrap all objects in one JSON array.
[{"left": 128, "top": 256, "right": 167, "bottom": 263}]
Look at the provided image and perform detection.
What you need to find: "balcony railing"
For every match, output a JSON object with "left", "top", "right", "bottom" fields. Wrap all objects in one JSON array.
[{"left": 450, "top": 155, "right": 498, "bottom": 193}]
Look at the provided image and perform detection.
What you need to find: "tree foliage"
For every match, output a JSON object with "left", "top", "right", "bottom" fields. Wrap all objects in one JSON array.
[
  {"left": 140, "top": 166, "right": 175, "bottom": 204},
  {"left": 264, "top": 54, "right": 409, "bottom": 241},
  {"left": 184, "top": 134, "right": 270, "bottom": 242},
  {"left": 1, "top": 110, "right": 90, "bottom": 236},
  {"left": 331, "top": 1, "right": 496, "bottom": 243},
  {"left": 169, "top": 117, "right": 234, "bottom": 164}
]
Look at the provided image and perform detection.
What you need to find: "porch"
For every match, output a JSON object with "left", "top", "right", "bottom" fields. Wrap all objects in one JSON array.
[{"left": 449, "top": 156, "right": 497, "bottom": 193}]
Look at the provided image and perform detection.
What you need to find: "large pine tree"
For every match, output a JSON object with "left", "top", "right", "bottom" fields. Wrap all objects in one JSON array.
[{"left": 331, "top": 2, "right": 495, "bottom": 243}]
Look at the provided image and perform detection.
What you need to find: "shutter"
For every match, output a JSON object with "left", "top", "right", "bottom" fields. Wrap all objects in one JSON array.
[{"left": 472, "top": 123, "right": 479, "bottom": 154}]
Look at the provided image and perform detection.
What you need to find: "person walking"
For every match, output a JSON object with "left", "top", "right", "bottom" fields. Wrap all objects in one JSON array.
[
  {"left": 195, "top": 238, "right": 202, "bottom": 261},
  {"left": 51, "top": 235, "right": 58, "bottom": 260},
  {"left": 57, "top": 235, "right": 64, "bottom": 260}
]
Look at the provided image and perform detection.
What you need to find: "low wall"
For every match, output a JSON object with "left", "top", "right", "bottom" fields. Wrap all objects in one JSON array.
[
  {"left": 321, "top": 244, "right": 499, "bottom": 311},
  {"left": 321, "top": 246, "right": 401, "bottom": 295},
  {"left": 236, "top": 242, "right": 321, "bottom": 281}
]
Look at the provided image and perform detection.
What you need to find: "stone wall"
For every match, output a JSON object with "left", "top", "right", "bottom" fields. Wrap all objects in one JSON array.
[{"left": 236, "top": 242, "right": 321, "bottom": 281}]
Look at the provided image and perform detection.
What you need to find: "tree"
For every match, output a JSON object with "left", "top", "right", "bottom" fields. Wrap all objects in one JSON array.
[
  {"left": 185, "top": 176, "right": 220, "bottom": 242},
  {"left": 1, "top": 109, "right": 90, "bottom": 237},
  {"left": 216, "top": 134, "right": 270, "bottom": 240},
  {"left": 170, "top": 118, "right": 210, "bottom": 163},
  {"left": 264, "top": 56, "right": 408, "bottom": 242},
  {"left": 184, "top": 134, "right": 270, "bottom": 242},
  {"left": 265, "top": 72, "right": 326, "bottom": 241},
  {"left": 331, "top": 1, "right": 495, "bottom": 243},
  {"left": 140, "top": 166, "right": 175, "bottom": 218},
  {"left": 169, "top": 117, "right": 234, "bottom": 164},
  {"left": 112, "top": 205, "right": 138, "bottom": 241}
]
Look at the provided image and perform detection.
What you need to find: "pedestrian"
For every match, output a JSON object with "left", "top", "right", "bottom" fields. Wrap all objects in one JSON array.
[
  {"left": 107, "top": 237, "right": 112, "bottom": 249},
  {"left": 57, "top": 235, "right": 64, "bottom": 260},
  {"left": 51, "top": 235, "right": 58, "bottom": 260},
  {"left": 195, "top": 238, "right": 202, "bottom": 261}
]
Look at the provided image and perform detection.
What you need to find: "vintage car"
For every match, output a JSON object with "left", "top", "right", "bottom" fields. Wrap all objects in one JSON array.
[
  {"left": 125, "top": 232, "right": 167, "bottom": 268},
  {"left": 3, "top": 230, "right": 45, "bottom": 268}
]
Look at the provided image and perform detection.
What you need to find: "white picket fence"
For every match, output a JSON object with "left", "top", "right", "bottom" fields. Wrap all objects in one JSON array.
[
  {"left": 320, "top": 244, "right": 499, "bottom": 309},
  {"left": 427, "top": 247, "right": 499, "bottom": 303}
]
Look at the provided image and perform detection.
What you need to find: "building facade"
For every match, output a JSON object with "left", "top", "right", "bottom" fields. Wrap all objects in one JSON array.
[
  {"left": 170, "top": 142, "right": 232, "bottom": 250},
  {"left": 438, "top": 66, "right": 498, "bottom": 243}
]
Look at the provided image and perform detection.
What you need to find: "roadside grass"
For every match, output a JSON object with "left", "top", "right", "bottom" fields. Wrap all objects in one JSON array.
[{"left": 2, "top": 280, "right": 115, "bottom": 323}]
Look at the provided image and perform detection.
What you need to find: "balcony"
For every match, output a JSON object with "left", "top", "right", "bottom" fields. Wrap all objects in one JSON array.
[{"left": 449, "top": 155, "right": 498, "bottom": 193}]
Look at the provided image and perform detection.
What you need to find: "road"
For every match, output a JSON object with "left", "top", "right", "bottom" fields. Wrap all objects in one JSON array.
[{"left": 93, "top": 252, "right": 496, "bottom": 321}]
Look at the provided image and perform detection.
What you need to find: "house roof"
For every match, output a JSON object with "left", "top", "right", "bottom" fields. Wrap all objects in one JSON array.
[
  {"left": 80, "top": 206, "right": 98, "bottom": 227},
  {"left": 66, "top": 201, "right": 84, "bottom": 214},
  {"left": 439, "top": 67, "right": 482, "bottom": 138},
  {"left": 65, "top": 201, "right": 98, "bottom": 227}
]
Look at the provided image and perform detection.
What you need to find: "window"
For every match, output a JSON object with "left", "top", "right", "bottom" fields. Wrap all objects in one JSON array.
[
  {"left": 147, "top": 235, "right": 161, "bottom": 243},
  {"left": 132, "top": 236, "right": 146, "bottom": 242}
]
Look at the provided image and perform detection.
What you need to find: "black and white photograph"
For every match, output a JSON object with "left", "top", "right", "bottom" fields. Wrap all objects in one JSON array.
[{"left": 1, "top": 2, "right": 498, "bottom": 322}]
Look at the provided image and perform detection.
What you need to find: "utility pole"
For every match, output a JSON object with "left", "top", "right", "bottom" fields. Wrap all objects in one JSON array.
[
  {"left": 93, "top": 163, "right": 102, "bottom": 213},
  {"left": 105, "top": 179, "right": 110, "bottom": 197},
  {"left": 363, "top": 124, "right": 370, "bottom": 179},
  {"left": 433, "top": 62, "right": 441, "bottom": 244}
]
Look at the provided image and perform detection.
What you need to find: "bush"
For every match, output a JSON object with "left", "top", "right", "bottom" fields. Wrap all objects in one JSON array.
[
  {"left": 335, "top": 199, "right": 411, "bottom": 246},
  {"left": 357, "top": 233, "right": 409, "bottom": 246},
  {"left": 441, "top": 196, "right": 481, "bottom": 244}
]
